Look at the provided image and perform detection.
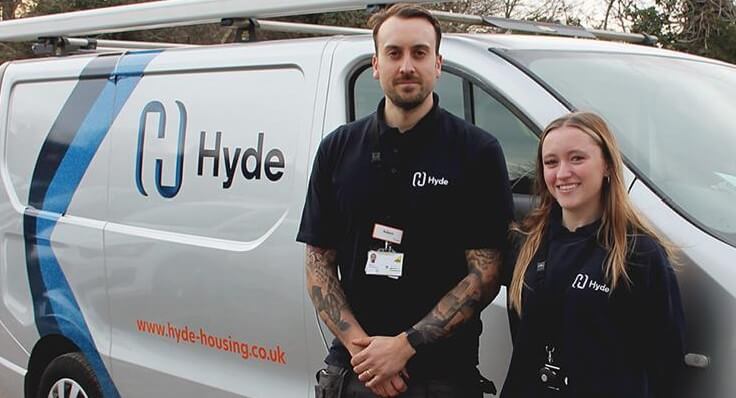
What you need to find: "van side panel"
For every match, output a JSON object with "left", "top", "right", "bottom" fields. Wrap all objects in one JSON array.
[
  {"left": 2, "top": 66, "right": 80, "bottom": 364},
  {"left": 0, "top": 58, "right": 91, "bottom": 397},
  {"left": 104, "top": 41, "right": 327, "bottom": 396}
]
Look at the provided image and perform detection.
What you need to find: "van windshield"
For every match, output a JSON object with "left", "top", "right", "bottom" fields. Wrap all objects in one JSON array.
[{"left": 506, "top": 50, "right": 736, "bottom": 247}]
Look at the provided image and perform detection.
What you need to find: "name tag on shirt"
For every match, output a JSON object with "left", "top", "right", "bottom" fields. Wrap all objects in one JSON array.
[
  {"left": 365, "top": 250, "right": 403, "bottom": 279},
  {"left": 372, "top": 223, "right": 403, "bottom": 245}
]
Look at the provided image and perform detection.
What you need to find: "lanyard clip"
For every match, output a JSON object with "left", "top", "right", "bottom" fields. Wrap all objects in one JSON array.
[
  {"left": 545, "top": 345, "right": 556, "bottom": 364},
  {"left": 371, "top": 151, "right": 382, "bottom": 167}
]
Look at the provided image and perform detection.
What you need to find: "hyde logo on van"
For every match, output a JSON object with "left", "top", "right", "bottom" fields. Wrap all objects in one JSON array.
[{"left": 135, "top": 100, "right": 286, "bottom": 198}]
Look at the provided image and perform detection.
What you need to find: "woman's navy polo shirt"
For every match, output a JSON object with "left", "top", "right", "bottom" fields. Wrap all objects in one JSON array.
[
  {"left": 297, "top": 95, "right": 514, "bottom": 379},
  {"left": 502, "top": 206, "right": 686, "bottom": 398}
]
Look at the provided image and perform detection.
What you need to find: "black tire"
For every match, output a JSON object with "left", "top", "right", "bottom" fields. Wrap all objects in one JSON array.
[{"left": 37, "top": 352, "right": 103, "bottom": 398}]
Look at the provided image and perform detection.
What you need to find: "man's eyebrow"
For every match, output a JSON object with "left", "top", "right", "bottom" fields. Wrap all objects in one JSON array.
[{"left": 381, "top": 43, "right": 432, "bottom": 51}]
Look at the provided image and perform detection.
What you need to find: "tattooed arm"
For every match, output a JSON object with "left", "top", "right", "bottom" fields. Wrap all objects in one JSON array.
[
  {"left": 305, "top": 244, "right": 366, "bottom": 354},
  {"left": 410, "top": 248, "right": 503, "bottom": 345},
  {"left": 306, "top": 244, "right": 407, "bottom": 397},
  {"left": 351, "top": 248, "right": 502, "bottom": 389}
]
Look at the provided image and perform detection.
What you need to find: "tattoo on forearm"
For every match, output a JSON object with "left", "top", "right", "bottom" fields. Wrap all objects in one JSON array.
[
  {"left": 305, "top": 246, "right": 352, "bottom": 332},
  {"left": 306, "top": 246, "right": 336, "bottom": 285},
  {"left": 466, "top": 249, "right": 497, "bottom": 277},
  {"left": 413, "top": 249, "right": 502, "bottom": 346},
  {"left": 310, "top": 286, "right": 351, "bottom": 331}
]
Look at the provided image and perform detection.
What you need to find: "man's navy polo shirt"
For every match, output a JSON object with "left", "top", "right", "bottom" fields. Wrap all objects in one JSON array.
[{"left": 297, "top": 95, "right": 513, "bottom": 379}]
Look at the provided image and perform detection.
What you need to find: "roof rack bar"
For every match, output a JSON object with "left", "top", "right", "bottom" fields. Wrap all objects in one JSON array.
[
  {"left": 431, "top": 10, "right": 484, "bottom": 25},
  {"left": 30, "top": 36, "right": 194, "bottom": 56},
  {"left": 33, "top": 20, "right": 365, "bottom": 54},
  {"left": 95, "top": 39, "right": 196, "bottom": 49},
  {"left": 588, "top": 29, "right": 657, "bottom": 45},
  {"left": 480, "top": 15, "right": 596, "bottom": 39},
  {"left": 32, "top": 37, "right": 97, "bottom": 56},
  {"left": 255, "top": 19, "right": 369, "bottom": 36},
  {"left": 0, "top": 0, "right": 424, "bottom": 42},
  {"left": 221, "top": 18, "right": 369, "bottom": 42},
  {"left": 430, "top": 10, "right": 658, "bottom": 45}
]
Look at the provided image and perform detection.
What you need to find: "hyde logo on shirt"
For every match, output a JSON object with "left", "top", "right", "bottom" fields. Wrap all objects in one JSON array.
[
  {"left": 572, "top": 273, "right": 611, "bottom": 293},
  {"left": 411, "top": 171, "right": 449, "bottom": 187}
]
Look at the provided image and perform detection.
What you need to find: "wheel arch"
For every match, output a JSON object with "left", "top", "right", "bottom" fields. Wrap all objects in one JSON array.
[{"left": 25, "top": 334, "right": 79, "bottom": 398}]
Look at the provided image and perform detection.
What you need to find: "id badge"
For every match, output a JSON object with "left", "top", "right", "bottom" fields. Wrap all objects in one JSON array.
[{"left": 365, "top": 250, "right": 404, "bottom": 279}]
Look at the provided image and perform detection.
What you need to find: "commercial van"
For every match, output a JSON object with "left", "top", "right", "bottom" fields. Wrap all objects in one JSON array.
[{"left": 0, "top": 1, "right": 734, "bottom": 397}]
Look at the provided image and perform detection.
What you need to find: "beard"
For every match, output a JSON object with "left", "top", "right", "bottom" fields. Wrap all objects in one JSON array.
[{"left": 385, "top": 78, "right": 432, "bottom": 111}]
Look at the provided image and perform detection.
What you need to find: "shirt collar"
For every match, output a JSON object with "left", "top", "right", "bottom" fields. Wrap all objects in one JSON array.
[
  {"left": 375, "top": 93, "right": 441, "bottom": 143},
  {"left": 548, "top": 202, "right": 602, "bottom": 240}
]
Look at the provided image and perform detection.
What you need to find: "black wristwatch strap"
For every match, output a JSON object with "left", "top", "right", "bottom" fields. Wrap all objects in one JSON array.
[{"left": 405, "top": 327, "right": 424, "bottom": 351}]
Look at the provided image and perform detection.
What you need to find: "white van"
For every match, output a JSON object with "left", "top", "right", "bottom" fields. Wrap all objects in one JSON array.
[{"left": 0, "top": 1, "right": 734, "bottom": 397}]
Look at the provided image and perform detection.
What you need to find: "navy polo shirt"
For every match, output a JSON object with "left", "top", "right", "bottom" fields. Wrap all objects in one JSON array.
[
  {"left": 297, "top": 94, "right": 513, "bottom": 379},
  {"left": 501, "top": 205, "right": 686, "bottom": 398}
]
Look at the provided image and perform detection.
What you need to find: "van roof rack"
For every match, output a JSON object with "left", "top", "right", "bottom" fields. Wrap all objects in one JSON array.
[
  {"left": 0, "top": 0, "right": 657, "bottom": 54},
  {"left": 34, "top": 19, "right": 370, "bottom": 55}
]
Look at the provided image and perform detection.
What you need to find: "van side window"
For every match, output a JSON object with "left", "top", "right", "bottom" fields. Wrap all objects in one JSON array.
[
  {"left": 353, "top": 68, "right": 384, "bottom": 121},
  {"left": 434, "top": 72, "right": 465, "bottom": 119},
  {"left": 473, "top": 87, "right": 538, "bottom": 194},
  {"left": 351, "top": 65, "right": 538, "bottom": 195}
]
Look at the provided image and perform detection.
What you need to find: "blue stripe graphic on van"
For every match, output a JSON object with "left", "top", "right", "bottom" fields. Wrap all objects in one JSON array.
[
  {"left": 28, "top": 55, "right": 119, "bottom": 209},
  {"left": 24, "top": 50, "right": 161, "bottom": 398}
]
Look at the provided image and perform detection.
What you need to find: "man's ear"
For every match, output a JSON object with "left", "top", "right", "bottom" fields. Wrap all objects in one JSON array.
[
  {"left": 372, "top": 54, "right": 379, "bottom": 80},
  {"left": 435, "top": 54, "right": 443, "bottom": 78}
]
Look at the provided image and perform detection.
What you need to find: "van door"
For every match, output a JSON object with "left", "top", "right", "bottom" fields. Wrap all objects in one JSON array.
[
  {"left": 0, "top": 54, "right": 121, "bottom": 394},
  {"left": 104, "top": 41, "right": 329, "bottom": 397}
]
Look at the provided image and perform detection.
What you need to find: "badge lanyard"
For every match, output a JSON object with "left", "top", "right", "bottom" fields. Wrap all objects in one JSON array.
[
  {"left": 370, "top": 116, "right": 383, "bottom": 169},
  {"left": 364, "top": 116, "right": 405, "bottom": 279},
  {"left": 533, "top": 229, "right": 599, "bottom": 367}
]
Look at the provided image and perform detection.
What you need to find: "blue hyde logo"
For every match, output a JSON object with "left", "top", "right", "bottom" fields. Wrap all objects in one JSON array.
[{"left": 135, "top": 100, "right": 187, "bottom": 198}]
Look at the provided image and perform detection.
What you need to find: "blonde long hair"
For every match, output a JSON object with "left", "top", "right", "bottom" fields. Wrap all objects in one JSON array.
[{"left": 508, "top": 112, "right": 672, "bottom": 315}]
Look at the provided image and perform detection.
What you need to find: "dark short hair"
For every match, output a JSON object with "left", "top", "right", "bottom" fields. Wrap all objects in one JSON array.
[{"left": 368, "top": 3, "right": 442, "bottom": 53}]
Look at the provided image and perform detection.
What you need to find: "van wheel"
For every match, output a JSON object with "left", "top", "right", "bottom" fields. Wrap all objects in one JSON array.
[{"left": 38, "top": 352, "right": 102, "bottom": 398}]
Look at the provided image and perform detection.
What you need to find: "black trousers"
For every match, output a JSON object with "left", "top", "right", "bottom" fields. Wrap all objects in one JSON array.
[{"left": 315, "top": 365, "right": 483, "bottom": 398}]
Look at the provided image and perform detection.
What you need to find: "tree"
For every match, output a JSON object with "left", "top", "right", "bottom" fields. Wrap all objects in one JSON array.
[
  {"left": 26, "top": 0, "right": 150, "bottom": 16},
  {"left": 503, "top": 0, "right": 524, "bottom": 19},
  {"left": 1, "top": 0, "right": 23, "bottom": 20},
  {"left": 625, "top": 0, "right": 681, "bottom": 47},
  {"left": 679, "top": 0, "right": 736, "bottom": 60},
  {"left": 624, "top": 0, "right": 736, "bottom": 63}
]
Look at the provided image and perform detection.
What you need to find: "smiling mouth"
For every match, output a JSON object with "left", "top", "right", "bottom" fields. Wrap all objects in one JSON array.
[{"left": 557, "top": 183, "right": 580, "bottom": 193}]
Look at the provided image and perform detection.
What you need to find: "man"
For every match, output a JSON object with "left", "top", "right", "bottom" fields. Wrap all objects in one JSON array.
[{"left": 297, "top": 4, "right": 513, "bottom": 397}]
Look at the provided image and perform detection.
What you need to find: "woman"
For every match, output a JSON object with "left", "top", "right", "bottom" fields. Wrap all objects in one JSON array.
[{"left": 501, "top": 112, "right": 685, "bottom": 398}]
